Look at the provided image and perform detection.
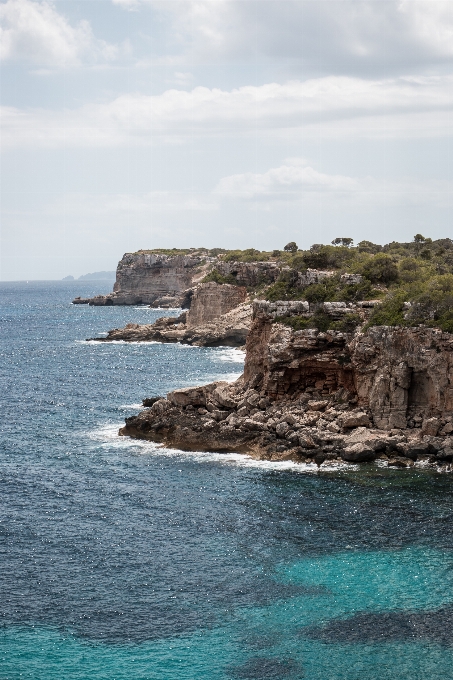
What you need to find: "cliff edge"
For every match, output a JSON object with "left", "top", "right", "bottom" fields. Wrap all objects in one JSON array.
[{"left": 73, "top": 252, "right": 211, "bottom": 307}]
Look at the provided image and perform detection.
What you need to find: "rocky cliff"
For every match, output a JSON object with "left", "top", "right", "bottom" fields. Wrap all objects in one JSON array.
[
  {"left": 246, "top": 304, "right": 453, "bottom": 432},
  {"left": 92, "top": 282, "right": 252, "bottom": 347},
  {"left": 216, "top": 261, "right": 280, "bottom": 287},
  {"left": 73, "top": 252, "right": 209, "bottom": 307},
  {"left": 186, "top": 282, "right": 247, "bottom": 328},
  {"left": 120, "top": 302, "right": 453, "bottom": 470},
  {"left": 71, "top": 250, "right": 339, "bottom": 308}
]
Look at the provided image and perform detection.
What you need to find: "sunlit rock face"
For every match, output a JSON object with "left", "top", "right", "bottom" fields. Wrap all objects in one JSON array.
[
  {"left": 351, "top": 326, "right": 453, "bottom": 431},
  {"left": 186, "top": 282, "right": 247, "bottom": 328},
  {"left": 245, "top": 303, "right": 453, "bottom": 432},
  {"left": 113, "top": 253, "right": 204, "bottom": 306},
  {"left": 73, "top": 252, "right": 206, "bottom": 306}
]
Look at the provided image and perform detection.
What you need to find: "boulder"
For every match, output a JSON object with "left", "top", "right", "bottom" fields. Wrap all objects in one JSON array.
[
  {"left": 436, "top": 447, "right": 453, "bottom": 461},
  {"left": 440, "top": 421, "right": 453, "bottom": 436},
  {"left": 167, "top": 386, "right": 206, "bottom": 407},
  {"left": 307, "top": 400, "right": 328, "bottom": 411},
  {"left": 304, "top": 412, "right": 322, "bottom": 426},
  {"left": 342, "top": 442, "right": 376, "bottom": 462},
  {"left": 242, "top": 419, "right": 266, "bottom": 431},
  {"left": 142, "top": 396, "right": 163, "bottom": 407},
  {"left": 212, "top": 410, "right": 229, "bottom": 422},
  {"left": 388, "top": 456, "right": 414, "bottom": 468},
  {"left": 421, "top": 418, "right": 440, "bottom": 437},
  {"left": 298, "top": 434, "right": 317, "bottom": 449},
  {"left": 340, "top": 412, "right": 371, "bottom": 429},
  {"left": 276, "top": 422, "right": 290, "bottom": 437},
  {"left": 246, "top": 391, "right": 261, "bottom": 407}
]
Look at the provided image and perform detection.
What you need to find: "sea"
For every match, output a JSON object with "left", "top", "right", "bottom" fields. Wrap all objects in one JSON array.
[{"left": 2, "top": 280, "right": 453, "bottom": 680}]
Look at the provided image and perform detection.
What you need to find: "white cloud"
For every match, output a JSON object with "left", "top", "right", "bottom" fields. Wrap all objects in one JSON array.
[
  {"left": 215, "top": 163, "right": 358, "bottom": 197},
  {"left": 120, "top": 0, "right": 453, "bottom": 75},
  {"left": 2, "top": 73, "right": 452, "bottom": 148},
  {"left": 0, "top": 0, "right": 117, "bottom": 66},
  {"left": 111, "top": 0, "right": 139, "bottom": 7},
  {"left": 215, "top": 160, "right": 453, "bottom": 208}
]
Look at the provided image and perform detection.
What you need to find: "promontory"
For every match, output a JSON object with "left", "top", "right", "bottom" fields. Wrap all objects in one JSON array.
[{"left": 79, "top": 239, "right": 453, "bottom": 470}]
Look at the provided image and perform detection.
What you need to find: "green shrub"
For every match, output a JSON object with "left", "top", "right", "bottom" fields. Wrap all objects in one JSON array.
[
  {"left": 331, "top": 237, "right": 353, "bottom": 247},
  {"left": 337, "top": 280, "right": 378, "bottom": 302},
  {"left": 329, "top": 313, "right": 362, "bottom": 332},
  {"left": 303, "top": 279, "right": 339, "bottom": 303},
  {"left": 222, "top": 248, "right": 270, "bottom": 263},
  {"left": 398, "top": 257, "right": 421, "bottom": 283},
  {"left": 266, "top": 280, "right": 303, "bottom": 302},
  {"left": 366, "top": 292, "right": 407, "bottom": 327},
  {"left": 405, "top": 274, "right": 453, "bottom": 329},
  {"left": 274, "top": 311, "right": 361, "bottom": 333},
  {"left": 208, "top": 248, "right": 228, "bottom": 257},
  {"left": 437, "top": 311, "right": 453, "bottom": 333},
  {"left": 289, "top": 254, "right": 307, "bottom": 271},
  {"left": 302, "top": 244, "right": 355, "bottom": 270},
  {"left": 361, "top": 253, "right": 399, "bottom": 285},
  {"left": 357, "top": 240, "right": 382, "bottom": 254},
  {"left": 274, "top": 312, "right": 330, "bottom": 332},
  {"left": 201, "top": 269, "right": 238, "bottom": 285}
]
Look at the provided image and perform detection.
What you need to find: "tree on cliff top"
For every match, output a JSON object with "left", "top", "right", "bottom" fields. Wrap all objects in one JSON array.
[
  {"left": 284, "top": 242, "right": 298, "bottom": 252},
  {"left": 332, "top": 237, "right": 354, "bottom": 247}
]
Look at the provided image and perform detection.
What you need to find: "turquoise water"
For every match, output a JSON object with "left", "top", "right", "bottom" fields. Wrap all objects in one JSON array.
[{"left": 2, "top": 281, "right": 453, "bottom": 679}]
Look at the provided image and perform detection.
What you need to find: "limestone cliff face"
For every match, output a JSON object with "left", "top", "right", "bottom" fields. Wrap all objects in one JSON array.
[
  {"left": 245, "top": 304, "right": 453, "bottom": 434},
  {"left": 113, "top": 253, "right": 203, "bottom": 305},
  {"left": 244, "top": 313, "right": 355, "bottom": 400},
  {"left": 351, "top": 327, "right": 453, "bottom": 431},
  {"left": 216, "top": 261, "right": 280, "bottom": 287},
  {"left": 73, "top": 252, "right": 206, "bottom": 306},
  {"left": 186, "top": 282, "right": 247, "bottom": 328}
]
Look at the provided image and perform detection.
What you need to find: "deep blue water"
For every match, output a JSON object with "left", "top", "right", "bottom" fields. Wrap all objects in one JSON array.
[{"left": 2, "top": 281, "right": 453, "bottom": 679}]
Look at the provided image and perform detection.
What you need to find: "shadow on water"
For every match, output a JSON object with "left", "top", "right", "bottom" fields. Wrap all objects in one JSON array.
[
  {"left": 228, "top": 656, "right": 304, "bottom": 679},
  {"left": 304, "top": 605, "right": 453, "bottom": 646},
  {"left": 242, "top": 466, "right": 453, "bottom": 559}
]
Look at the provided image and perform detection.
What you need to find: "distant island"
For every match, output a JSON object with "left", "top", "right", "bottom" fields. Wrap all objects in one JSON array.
[{"left": 62, "top": 271, "right": 116, "bottom": 281}]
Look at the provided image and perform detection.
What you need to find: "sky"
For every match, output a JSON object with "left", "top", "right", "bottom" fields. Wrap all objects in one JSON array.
[{"left": 1, "top": 0, "right": 452, "bottom": 280}]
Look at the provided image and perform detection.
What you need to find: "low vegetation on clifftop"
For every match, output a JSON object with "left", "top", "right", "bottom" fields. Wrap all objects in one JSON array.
[{"left": 200, "top": 235, "right": 453, "bottom": 333}]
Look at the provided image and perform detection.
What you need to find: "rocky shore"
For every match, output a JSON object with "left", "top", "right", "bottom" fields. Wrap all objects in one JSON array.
[
  {"left": 96, "top": 302, "right": 252, "bottom": 347},
  {"left": 90, "top": 283, "right": 252, "bottom": 347},
  {"left": 120, "top": 304, "right": 453, "bottom": 471}
]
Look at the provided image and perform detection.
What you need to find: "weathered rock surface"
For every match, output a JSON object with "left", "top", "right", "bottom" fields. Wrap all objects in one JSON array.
[
  {"left": 350, "top": 326, "right": 453, "bottom": 430},
  {"left": 120, "top": 302, "right": 453, "bottom": 470},
  {"left": 245, "top": 305, "right": 453, "bottom": 431},
  {"left": 73, "top": 252, "right": 209, "bottom": 307},
  {"left": 215, "top": 261, "right": 280, "bottom": 287},
  {"left": 186, "top": 282, "right": 247, "bottom": 328}
]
